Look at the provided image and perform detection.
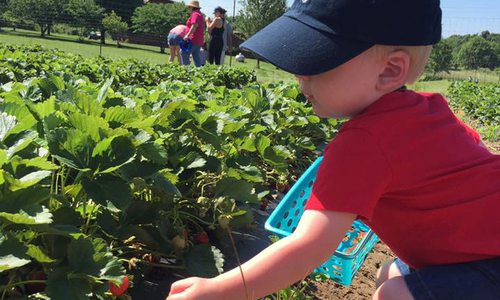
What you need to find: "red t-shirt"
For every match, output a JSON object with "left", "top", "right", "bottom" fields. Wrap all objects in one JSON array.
[
  {"left": 305, "top": 90, "right": 500, "bottom": 269},
  {"left": 186, "top": 10, "right": 204, "bottom": 46}
]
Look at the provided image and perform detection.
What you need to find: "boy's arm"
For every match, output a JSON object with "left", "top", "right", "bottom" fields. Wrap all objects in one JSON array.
[{"left": 167, "top": 209, "right": 356, "bottom": 300}]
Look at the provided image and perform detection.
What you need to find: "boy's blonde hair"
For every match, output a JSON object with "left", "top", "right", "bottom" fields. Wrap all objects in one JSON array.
[{"left": 371, "top": 45, "right": 433, "bottom": 84}]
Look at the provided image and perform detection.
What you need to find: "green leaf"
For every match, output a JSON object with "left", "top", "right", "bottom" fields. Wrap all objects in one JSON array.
[
  {"left": 6, "top": 130, "right": 38, "bottom": 159},
  {"left": 26, "top": 244, "right": 55, "bottom": 263},
  {"left": 0, "top": 112, "right": 16, "bottom": 141},
  {"left": 186, "top": 157, "right": 206, "bottom": 169},
  {"left": 91, "top": 135, "right": 136, "bottom": 174},
  {"left": 238, "top": 165, "right": 264, "bottom": 183},
  {"left": 184, "top": 245, "right": 224, "bottom": 277},
  {"left": 38, "top": 75, "right": 65, "bottom": 98},
  {"left": 67, "top": 237, "right": 98, "bottom": 274},
  {"left": 67, "top": 113, "right": 108, "bottom": 142},
  {"left": 150, "top": 173, "right": 181, "bottom": 197},
  {"left": 20, "top": 157, "right": 59, "bottom": 171},
  {"left": 0, "top": 185, "right": 50, "bottom": 214},
  {"left": 97, "top": 78, "right": 114, "bottom": 103},
  {"left": 46, "top": 268, "right": 92, "bottom": 300},
  {"left": 104, "top": 105, "right": 137, "bottom": 125},
  {"left": 263, "top": 146, "right": 289, "bottom": 168},
  {"left": 215, "top": 178, "right": 259, "bottom": 204},
  {"left": 139, "top": 142, "right": 168, "bottom": 165},
  {"left": 82, "top": 175, "right": 132, "bottom": 211},
  {"left": 0, "top": 149, "right": 7, "bottom": 167},
  {"left": 10, "top": 170, "right": 52, "bottom": 191},
  {"left": 255, "top": 135, "right": 271, "bottom": 156},
  {"left": 180, "top": 151, "right": 207, "bottom": 170},
  {"left": 0, "top": 205, "right": 53, "bottom": 224},
  {"left": 0, "top": 235, "right": 30, "bottom": 272},
  {"left": 47, "top": 128, "right": 94, "bottom": 170},
  {"left": 33, "top": 96, "right": 56, "bottom": 119},
  {"left": 0, "top": 254, "right": 31, "bottom": 272}
]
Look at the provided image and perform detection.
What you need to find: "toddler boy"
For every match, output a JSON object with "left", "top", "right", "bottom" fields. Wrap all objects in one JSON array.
[{"left": 167, "top": 0, "right": 500, "bottom": 299}]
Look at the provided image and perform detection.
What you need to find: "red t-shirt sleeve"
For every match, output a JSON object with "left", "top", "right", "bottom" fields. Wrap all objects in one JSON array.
[
  {"left": 305, "top": 128, "right": 392, "bottom": 220},
  {"left": 187, "top": 13, "right": 200, "bottom": 28},
  {"left": 455, "top": 115, "right": 482, "bottom": 143}
]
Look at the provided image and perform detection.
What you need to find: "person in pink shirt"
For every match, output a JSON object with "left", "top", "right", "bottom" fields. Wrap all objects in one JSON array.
[
  {"left": 182, "top": 1, "right": 204, "bottom": 67},
  {"left": 167, "top": 24, "right": 187, "bottom": 64}
]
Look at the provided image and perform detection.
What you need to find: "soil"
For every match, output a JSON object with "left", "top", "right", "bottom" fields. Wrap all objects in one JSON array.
[
  {"left": 485, "top": 140, "right": 500, "bottom": 154},
  {"left": 305, "top": 243, "right": 394, "bottom": 300}
]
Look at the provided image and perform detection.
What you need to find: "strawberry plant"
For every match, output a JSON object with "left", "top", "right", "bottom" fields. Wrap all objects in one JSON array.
[
  {"left": 447, "top": 81, "right": 499, "bottom": 141},
  {"left": 0, "top": 43, "right": 339, "bottom": 299}
]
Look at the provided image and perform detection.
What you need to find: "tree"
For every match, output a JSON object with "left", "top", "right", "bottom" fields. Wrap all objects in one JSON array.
[
  {"left": 426, "top": 40, "right": 453, "bottom": 74},
  {"left": 7, "top": 0, "right": 66, "bottom": 36},
  {"left": 236, "top": 0, "right": 287, "bottom": 38},
  {"left": 102, "top": 10, "right": 128, "bottom": 47},
  {"left": 64, "top": 0, "right": 104, "bottom": 38},
  {"left": 0, "top": 0, "right": 7, "bottom": 14},
  {"left": 131, "top": 2, "right": 188, "bottom": 53},
  {"left": 1, "top": 3, "right": 25, "bottom": 30},
  {"left": 456, "top": 35, "right": 498, "bottom": 70},
  {"left": 95, "top": 0, "right": 143, "bottom": 44}
]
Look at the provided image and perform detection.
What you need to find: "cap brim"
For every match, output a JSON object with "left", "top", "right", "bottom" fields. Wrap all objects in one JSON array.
[{"left": 240, "top": 15, "right": 373, "bottom": 76}]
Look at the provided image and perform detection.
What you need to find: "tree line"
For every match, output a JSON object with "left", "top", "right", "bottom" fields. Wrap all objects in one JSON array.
[
  {"left": 427, "top": 31, "right": 500, "bottom": 74},
  {"left": 0, "top": 0, "right": 287, "bottom": 52},
  {"left": 0, "top": 0, "right": 189, "bottom": 49}
]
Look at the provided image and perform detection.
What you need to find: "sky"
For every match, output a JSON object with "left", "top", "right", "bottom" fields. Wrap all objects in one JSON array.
[{"left": 196, "top": 0, "right": 500, "bottom": 37}]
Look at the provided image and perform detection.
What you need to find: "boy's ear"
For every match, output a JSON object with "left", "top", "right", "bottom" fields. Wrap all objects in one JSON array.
[{"left": 376, "top": 50, "right": 410, "bottom": 92}]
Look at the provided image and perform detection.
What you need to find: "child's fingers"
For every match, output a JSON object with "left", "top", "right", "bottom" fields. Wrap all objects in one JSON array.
[{"left": 168, "top": 278, "right": 196, "bottom": 296}]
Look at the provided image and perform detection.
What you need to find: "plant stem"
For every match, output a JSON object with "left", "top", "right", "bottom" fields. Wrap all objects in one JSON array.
[
  {"left": 0, "top": 280, "right": 46, "bottom": 293},
  {"left": 226, "top": 226, "right": 250, "bottom": 300}
]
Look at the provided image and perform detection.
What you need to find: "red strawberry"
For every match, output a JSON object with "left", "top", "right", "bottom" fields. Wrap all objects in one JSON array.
[
  {"left": 25, "top": 271, "right": 47, "bottom": 294},
  {"left": 259, "top": 199, "right": 269, "bottom": 211},
  {"left": 109, "top": 275, "right": 130, "bottom": 297},
  {"left": 194, "top": 232, "right": 209, "bottom": 244}
]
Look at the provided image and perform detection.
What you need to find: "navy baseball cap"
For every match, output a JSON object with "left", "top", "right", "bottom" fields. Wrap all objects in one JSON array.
[{"left": 240, "top": 0, "right": 442, "bottom": 76}]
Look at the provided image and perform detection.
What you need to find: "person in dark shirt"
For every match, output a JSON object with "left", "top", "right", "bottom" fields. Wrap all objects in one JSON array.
[{"left": 205, "top": 6, "right": 226, "bottom": 65}]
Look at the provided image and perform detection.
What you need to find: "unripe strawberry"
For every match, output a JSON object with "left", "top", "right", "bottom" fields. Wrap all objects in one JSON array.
[
  {"left": 171, "top": 235, "right": 187, "bottom": 251},
  {"left": 218, "top": 215, "right": 231, "bottom": 230}
]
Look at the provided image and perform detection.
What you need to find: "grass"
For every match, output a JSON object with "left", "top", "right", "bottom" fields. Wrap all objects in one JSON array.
[
  {"left": 0, "top": 27, "right": 295, "bottom": 83},
  {"left": 442, "top": 69, "right": 500, "bottom": 84},
  {"left": 409, "top": 80, "right": 451, "bottom": 94},
  {"left": 0, "top": 28, "right": 172, "bottom": 62}
]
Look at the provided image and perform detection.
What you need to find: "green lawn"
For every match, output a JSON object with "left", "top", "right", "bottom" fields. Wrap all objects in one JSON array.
[
  {"left": 410, "top": 80, "right": 451, "bottom": 94},
  {"left": 442, "top": 69, "right": 500, "bottom": 84},
  {"left": 0, "top": 28, "right": 296, "bottom": 83}
]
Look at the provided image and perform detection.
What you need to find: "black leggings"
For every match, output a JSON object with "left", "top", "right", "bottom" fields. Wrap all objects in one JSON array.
[{"left": 209, "top": 37, "right": 224, "bottom": 65}]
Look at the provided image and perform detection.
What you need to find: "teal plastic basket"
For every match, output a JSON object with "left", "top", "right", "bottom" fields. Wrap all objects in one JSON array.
[{"left": 265, "top": 156, "right": 379, "bottom": 286}]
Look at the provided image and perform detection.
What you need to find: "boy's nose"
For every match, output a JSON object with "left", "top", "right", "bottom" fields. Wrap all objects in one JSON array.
[{"left": 296, "top": 77, "right": 313, "bottom": 99}]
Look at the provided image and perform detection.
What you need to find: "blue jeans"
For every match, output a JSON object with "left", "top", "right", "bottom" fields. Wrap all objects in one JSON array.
[
  {"left": 181, "top": 44, "right": 202, "bottom": 67},
  {"left": 395, "top": 257, "right": 500, "bottom": 299}
]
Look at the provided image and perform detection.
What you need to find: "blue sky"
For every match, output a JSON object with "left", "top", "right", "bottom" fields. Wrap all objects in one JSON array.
[{"left": 197, "top": 0, "right": 500, "bottom": 37}]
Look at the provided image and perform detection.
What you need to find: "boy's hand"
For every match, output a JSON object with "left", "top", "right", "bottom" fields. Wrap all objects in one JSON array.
[{"left": 166, "top": 277, "right": 220, "bottom": 300}]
